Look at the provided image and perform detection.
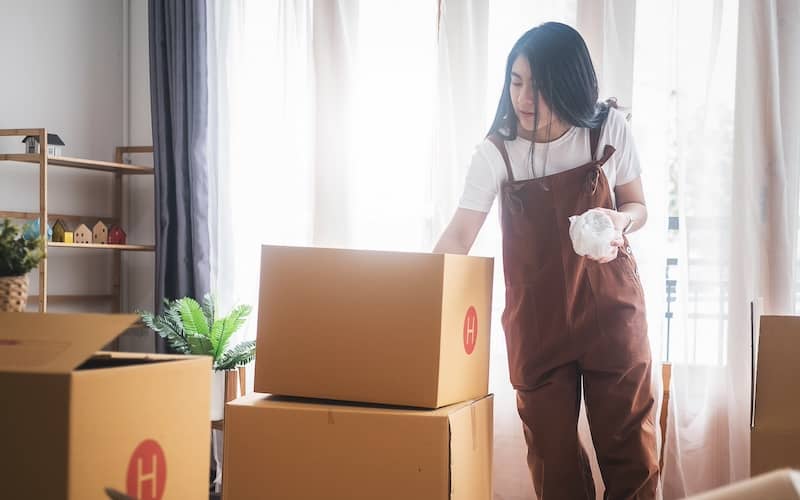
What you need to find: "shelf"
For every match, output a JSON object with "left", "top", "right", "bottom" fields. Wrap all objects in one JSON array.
[
  {"left": 0, "top": 154, "right": 153, "bottom": 174},
  {"left": 0, "top": 210, "right": 119, "bottom": 226},
  {"left": 28, "top": 294, "right": 113, "bottom": 304},
  {"left": 0, "top": 128, "right": 43, "bottom": 137},
  {"left": 48, "top": 242, "right": 155, "bottom": 251}
]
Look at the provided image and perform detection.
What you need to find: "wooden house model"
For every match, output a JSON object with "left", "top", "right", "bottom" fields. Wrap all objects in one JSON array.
[
  {"left": 73, "top": 224, "right": 92, "bottom": 244},
  {"left": 92, "top": 220, "right": 108, "bottom": 244}
]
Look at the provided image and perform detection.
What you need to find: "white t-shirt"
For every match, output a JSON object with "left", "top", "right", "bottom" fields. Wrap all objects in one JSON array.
[{"left": 458, "top": 108, "right": 642, "bottom": 212}]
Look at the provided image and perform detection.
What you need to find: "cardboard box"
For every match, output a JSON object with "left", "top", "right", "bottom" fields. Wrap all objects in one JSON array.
[
  {"left": 0, "top": 312, "right": 211, "bottom": 500},
  {"left": 751, "top": 316, "right": 800, "bottom": 476},
  {"left": 222, "top": 393, "right": 493, "bottom": 500},
  {"left": 686, "top": 469, "right": 800, "bottom": 499},
  {"left": 255, "top": 245, "right": 494, "bottom": 408}
]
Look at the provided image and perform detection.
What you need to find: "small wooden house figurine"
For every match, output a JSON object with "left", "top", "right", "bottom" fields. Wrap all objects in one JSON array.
[
  {"left": 108, "top": 225, "right": 127, "bottom": 245},
  {"left": 63, "top": 231, "right": 74, "bottom": 244},
  {"left": 22, "top": 133, "right": 65, "bottom": 156},
  {"left": 52, "top": 219, "right": 69, "bottom": 242},
  {"left": 92, "top": 220, "right": 108, "bottom": 244},
  {"left": 73, "top": 224, "right": 92, "bottom": 244}
]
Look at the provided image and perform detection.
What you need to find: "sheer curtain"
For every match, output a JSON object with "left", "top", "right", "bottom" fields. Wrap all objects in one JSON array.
[
  {"left": 209, "top": 0, "right": 315, "bottom": 324},
  {"left": 650, "top": 0, "right": 800, "bottom": 497},
  {"left": 207, "top": 0, "right": 439, "bottom": 350},
  {"left": 658, "top": 1, "right": 741, "bottom": 495}
]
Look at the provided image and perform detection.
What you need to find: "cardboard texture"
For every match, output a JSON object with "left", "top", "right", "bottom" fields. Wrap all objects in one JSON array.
[
  {"left": 686, "top": 469, "right": 800, "bottom": 499},
  {"left": 222, "top": 393, "right": 493, "bottom": 500},
  {"left": 752, "top": 316, "right": 800, "bottom": 476},
  {"left": 0, "top": 312, "right": 212, "bottom": 500},
  {"left": 255, "top": 245, "right": 494, "bottom": 408}
]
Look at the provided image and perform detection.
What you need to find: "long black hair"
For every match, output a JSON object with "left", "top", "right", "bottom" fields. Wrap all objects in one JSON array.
[{"left": 488, "top": 22, "right": 612, "bottom": 141}]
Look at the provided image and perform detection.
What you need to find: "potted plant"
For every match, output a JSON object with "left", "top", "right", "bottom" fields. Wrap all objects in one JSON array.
[
  {"left": 139, "top": 294, "right": 255, "bottom": 420},
  {"left": 0, "top": 219, "right": 44, "bottom": 312}
]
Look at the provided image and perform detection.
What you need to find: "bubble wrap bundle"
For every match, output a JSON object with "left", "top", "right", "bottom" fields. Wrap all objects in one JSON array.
[{"left": 568, "top": 209, "right": 621, "bottom": 260}]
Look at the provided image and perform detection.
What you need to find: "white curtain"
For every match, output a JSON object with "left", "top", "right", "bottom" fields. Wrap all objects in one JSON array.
[
  {"left": 207, "top": 0, "right": 440, "bottom": 397},
  {"left": 207, "top": 0, "right": 800, "bottom": 498},
  {"left": 635, "top": 0, "right": 739, "bottom": 496},
  {"left": 659, "top": 0, "right": 800, "bottom": 497}
]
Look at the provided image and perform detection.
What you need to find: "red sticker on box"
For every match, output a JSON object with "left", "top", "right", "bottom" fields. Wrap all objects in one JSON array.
[
  {"left": 463, "top": 306, "right": 478, "bottom": 355},
  {"left": 126, "top": 439, "right": 167, "bottom": 500}
]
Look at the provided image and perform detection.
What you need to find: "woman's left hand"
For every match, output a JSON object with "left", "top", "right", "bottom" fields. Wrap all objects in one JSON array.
[{"left": 585, "top": 208, "right": 630, "bottom": 264}]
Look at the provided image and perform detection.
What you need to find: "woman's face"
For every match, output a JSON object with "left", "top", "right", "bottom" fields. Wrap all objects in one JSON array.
[{"left": 509, "top": 55, "right": 554, "bottom": 133}]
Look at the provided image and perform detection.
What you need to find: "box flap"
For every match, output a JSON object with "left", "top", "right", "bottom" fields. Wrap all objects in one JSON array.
[
  {"left": 0, "top": 313, "right": 138, "bottom": 374},
  {"left": 754, "top": 316, "right": 800, "bottom": 429}
]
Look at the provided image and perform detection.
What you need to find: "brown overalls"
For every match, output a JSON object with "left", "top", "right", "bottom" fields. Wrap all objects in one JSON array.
[{"left": 489, "top": 123, "right": 659, "bottom": 499}]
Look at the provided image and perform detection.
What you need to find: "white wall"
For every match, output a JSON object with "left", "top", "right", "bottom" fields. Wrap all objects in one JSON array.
[
  {"left": 0, "top": 0, "right": 155, "bottom": 350},
  {"left": 119, "top": 0, "right": 156, "bottom": 351}
]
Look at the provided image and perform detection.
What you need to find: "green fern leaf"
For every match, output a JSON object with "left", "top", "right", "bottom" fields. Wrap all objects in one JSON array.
[
  {"left": 216, "top": 340, "right": 256, "bottom": 371},
  {"left": 209, "top": 318, "right": 224, "bottom": 356},
  {"left": 213, "top": 304, "right": 252, "bottom": 360},
  {"left": 186, "top": 334, "right": 214, "bottom": 356},
  {"left": 137, "top": 308, "right": 191, "bottom": 354},
  {"left": 177, "top": 298, "right": 210, "bottom": 337}
]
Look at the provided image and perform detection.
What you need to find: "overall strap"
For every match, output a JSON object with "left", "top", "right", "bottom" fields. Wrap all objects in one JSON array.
[
  {"left": 590, "top": 127, "right": 601, "bottom": 162},
  {"left": 590, "top": 98, "right": 619, "bottom": 160},
  {"left": 487, "top": 134, "right": 515, "bottom": 182}
]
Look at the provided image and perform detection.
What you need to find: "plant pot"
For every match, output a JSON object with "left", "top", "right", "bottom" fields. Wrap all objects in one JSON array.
[
  {"left": 211, "top": 371, "right": 225, "bottom": 421},
  {"left": 210, "top": 368, "right": 246, "bottom": 421},
  {"left": 0, "top": 275, "right": 29, "bottom": 312}
]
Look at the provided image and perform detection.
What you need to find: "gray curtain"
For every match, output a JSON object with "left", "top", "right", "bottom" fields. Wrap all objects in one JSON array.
[{"left": 148, "top": 0, "right": 210, "bottom": 354}]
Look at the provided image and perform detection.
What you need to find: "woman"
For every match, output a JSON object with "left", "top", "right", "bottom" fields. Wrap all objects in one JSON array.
[{"left": 434, "top": 23, "right": 658, "bottom": 499}]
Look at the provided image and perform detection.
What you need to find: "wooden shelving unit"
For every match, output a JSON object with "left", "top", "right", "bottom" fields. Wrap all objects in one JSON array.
[{"left": 0, "top": 128, "right": 155, "bottom": 313}]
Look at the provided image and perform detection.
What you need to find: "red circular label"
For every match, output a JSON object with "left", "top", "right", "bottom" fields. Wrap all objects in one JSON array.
[
  {"left": 126, "top": 439, "right": 167, "bottom": 500},
  {"left": 463, "top": 306, "right": 478, "bottom": 355}
]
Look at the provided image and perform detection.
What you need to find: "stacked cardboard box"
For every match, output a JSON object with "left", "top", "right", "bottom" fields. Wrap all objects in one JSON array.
[
  {"left": 223, "top": 245, "right": 495, "bottom": 500},
  {"left": 0, "top": 312, "right": 211, "bottom": 499}
]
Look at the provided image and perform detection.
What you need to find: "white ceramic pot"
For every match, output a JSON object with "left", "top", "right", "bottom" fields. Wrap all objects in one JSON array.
[{"left": 210, "top": 370, "right": 226, "bottom": 421}]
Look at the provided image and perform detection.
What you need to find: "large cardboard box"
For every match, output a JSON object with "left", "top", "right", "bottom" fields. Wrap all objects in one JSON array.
[
  {"left": 223, "top": 393, "right": 493, "bottom": 500},
  {"left": 751, "top": 316, "right": 800, "bottom": 476},
  {"left": 255, "top": 245, "right": 494, "bottom": 408},
  {"left": 0, "top": 312, "right": 211, "bottom": 500},
  {"left": 686, "top": 469, "right": 800, "bottom": 499}
]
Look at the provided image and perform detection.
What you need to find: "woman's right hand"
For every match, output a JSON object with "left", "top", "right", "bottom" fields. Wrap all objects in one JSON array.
[{"left": 586, "top": 235, "right": 624, "bottom": 264}]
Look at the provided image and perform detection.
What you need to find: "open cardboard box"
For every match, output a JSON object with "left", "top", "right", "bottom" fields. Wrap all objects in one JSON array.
[{"left": 0, "top": 312, "right": 211, "bottom": 500}]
